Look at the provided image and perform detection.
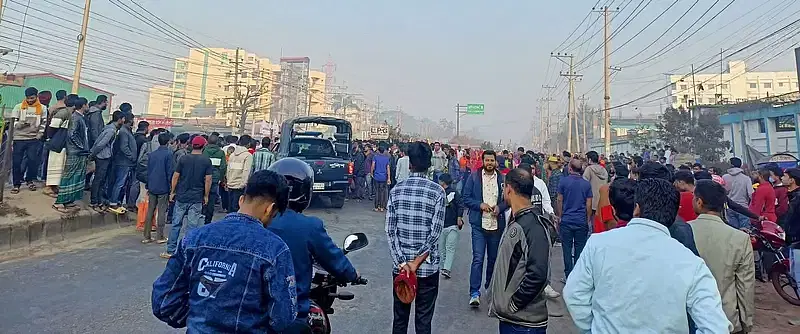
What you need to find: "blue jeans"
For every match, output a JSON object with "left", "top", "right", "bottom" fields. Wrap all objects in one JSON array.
[
  {"left": 470, "top": 223, "right": 501, "bottom": 296},
  {"left": 560, "top": 222, "right": 589, "bottom": 278},
  {"left": 792, "top": 249, "right": 800, "bottom": 297},
  {"left": 109, "top": 165, "right": 132, "bottom": 206},
  {"left": 726, "top": 208, "right": 751, "bottom": 229},
  {"left": 499, "top": 322, "right": 546, "bottom": 334},
  {"left": 166, "top": 201, "right": 204, "bottom": 254}
]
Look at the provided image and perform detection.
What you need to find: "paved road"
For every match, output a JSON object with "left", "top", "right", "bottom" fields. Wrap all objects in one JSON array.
[{"left": 0, "top": 200, "right": 576, "bottom": 333}]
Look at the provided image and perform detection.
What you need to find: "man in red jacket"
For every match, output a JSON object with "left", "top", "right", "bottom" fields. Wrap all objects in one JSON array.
[
  {"left": 750, "top": 168, "right": 777, "bottom": 223},
  {"left": 766, "top": 164, "right": 789, "bottom": 220}
]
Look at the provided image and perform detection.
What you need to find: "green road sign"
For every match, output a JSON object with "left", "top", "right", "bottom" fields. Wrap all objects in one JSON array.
[{"left": 466, "top": 104, "right": 484, "bottom": 115}]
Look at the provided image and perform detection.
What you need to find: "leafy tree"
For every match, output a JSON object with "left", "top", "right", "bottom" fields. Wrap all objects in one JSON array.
[
  {"left": 628, "top": 125, "right": 657, "bottom": 151},
  {"left": 656, "top": 107, "right": 694, "bottom": 154},
  {"left": 692, "top": 109, "right": 730, "bottom": 162}
]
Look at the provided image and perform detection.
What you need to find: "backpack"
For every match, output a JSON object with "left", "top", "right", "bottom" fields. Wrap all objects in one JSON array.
[{"left": 136, "top": 141, "right": 152, "bottom": 183}]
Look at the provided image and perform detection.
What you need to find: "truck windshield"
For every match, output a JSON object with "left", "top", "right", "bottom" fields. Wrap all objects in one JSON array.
[{"left": 288, "top": 137, "right": 336, "bottom": 158}]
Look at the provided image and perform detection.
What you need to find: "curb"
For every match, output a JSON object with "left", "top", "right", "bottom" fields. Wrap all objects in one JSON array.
[{"left": 0, "top": 210, "right": 135, "bottom": 251}]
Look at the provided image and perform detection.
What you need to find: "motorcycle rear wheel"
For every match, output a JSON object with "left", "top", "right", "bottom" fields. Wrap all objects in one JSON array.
[{"left": 769, "top": 269, "right": 800, "bottom": 306}]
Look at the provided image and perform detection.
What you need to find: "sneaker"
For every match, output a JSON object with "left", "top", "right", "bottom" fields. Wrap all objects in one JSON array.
[
  {"left": 159, "top": 252, "right": 172, "bottom": 259},
  {"left": 544, "top": 285, "right": 561, "bottom": 299},
  {"left": 156, "top": 238, "right": 168, "bottom": 244},
  {"left": 469, "top": 294, "right": 480, "bottom": 307},
  {"left": 441, "top": 269, "right": 451, "bottom": 279}
]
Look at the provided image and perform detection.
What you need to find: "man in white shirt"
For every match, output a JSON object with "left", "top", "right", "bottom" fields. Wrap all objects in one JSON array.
[
  {"left": 395, "top": 147, "right": 410, "bottom": 184},
  {"left": 563, "top": 178, "right": 730, "bottom": 334}
]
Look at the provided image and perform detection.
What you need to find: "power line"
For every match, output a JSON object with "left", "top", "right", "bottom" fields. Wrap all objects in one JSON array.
[
  {"left": 614, "top": 0, "right": 702, "bottom": 67},
  {"left": 11, "top": 0, "right": 31, "bottom": 71}
]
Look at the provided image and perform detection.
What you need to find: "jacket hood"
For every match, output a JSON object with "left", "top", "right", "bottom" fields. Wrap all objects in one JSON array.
[
  {"left": 727, "top": 167, "right": 744, "bottom": 176},
  {"left": 587, "top": 164, "right": 608, "bottom": 180},
  {"left": 86, "top": 106, "right": 102, "bottom": 115},
  {"left": 231, "top": 145, "right": 249, "bottom": 156},
  {"left": 204, "top": 144, "right": 222, "bottom": 153}
]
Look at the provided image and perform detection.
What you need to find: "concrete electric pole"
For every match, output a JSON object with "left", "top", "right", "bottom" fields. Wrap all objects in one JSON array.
[
  {"left": 540, "top": 85, "right": 556, "bottom": 151},
  {"left": 579, "top": 95, "right": 589, "bottom": 152},
  {"left": 594, "top": 5, "right": 618, "bottom": 155},
  {"left": 552, "top": 53, "right": 581, "bottom": 153},
  {"left": 72, "top": 0, "right": 92, "bottom": 93}
]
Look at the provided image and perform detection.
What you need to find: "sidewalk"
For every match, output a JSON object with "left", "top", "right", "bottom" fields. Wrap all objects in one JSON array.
[{"left": 0, "top": 188, "right": 134, "bottom": 250}]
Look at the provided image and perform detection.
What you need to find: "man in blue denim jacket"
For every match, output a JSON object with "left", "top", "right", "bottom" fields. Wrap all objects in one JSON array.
[{"left": 151, "top": 170, "right": 298, "bottom": 333}]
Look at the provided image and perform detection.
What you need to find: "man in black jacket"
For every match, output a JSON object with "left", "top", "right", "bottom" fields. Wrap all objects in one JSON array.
[{"left": 489, "top": 168, "right": 550, "bottom": 333}]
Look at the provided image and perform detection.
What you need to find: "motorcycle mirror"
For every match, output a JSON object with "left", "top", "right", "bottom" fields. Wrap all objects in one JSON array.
[{"left": 343, "top": 233, "right": 368, "bottom": 254}]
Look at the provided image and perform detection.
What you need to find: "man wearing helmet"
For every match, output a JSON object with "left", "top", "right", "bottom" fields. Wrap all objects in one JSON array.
[{"left": 268, "top": 157, "right": 362, "bottom": 331}]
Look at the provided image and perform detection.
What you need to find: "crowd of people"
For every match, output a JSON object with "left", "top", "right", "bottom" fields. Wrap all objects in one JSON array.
[{"left": 5, "top": 86, "right": 800, "bottom": 333}]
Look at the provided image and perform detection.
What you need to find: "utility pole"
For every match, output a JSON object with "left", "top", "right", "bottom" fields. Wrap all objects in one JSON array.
[
  {"left": 72, "top": 0, "right": 92, "bottom": 93},
  {"left": 579, "top": 95, "right": 589, "bottom": 152},
  {"left": 540, "top": 85, "right": 556, "bottom": 151},
  {"left": 454, "top": 104, "right": 467, "bottom": 139},
  {"left": 594, "top": 5, "right": 618, "bottom": 155},
  {"left": 552, "top": 53, "right": 581, "bottom": 153}
]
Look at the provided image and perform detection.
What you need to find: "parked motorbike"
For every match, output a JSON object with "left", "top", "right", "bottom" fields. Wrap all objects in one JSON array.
[
  {"left": 749, "top": 220, "right": 800, "bottom": 306},
  {"left": 307, "top": 233, "right": 369, "bottom": 333}
]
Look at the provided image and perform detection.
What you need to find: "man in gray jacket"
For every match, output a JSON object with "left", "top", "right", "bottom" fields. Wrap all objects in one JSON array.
[
  {"left": 88, "top": 110, "right": 125, "bottom": 210},
  {"left": 722, "top": 157, "right": 754, "bottom": 229},
  {"left": 108, "top": 116, "right": 137, "bottom": 214},
  {"left": 489, "top": 168, "right": 550, "bottom": 334}
]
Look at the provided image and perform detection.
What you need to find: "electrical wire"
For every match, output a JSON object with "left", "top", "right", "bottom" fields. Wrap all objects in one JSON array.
[
  {"left": 622, "top": 0, "right": 737, "bottom": 69},
  {"left": 614, "top": 0, "right": 702, "bottom": 67},
  {"left": 552, "top": 0, "right": 603, "bottom": 52},
  {"left": 607, "top": 18, "right": 800, "bottom": 111},
  {"left": 11, "top": 0, "right": 32, "bottom": 71}
]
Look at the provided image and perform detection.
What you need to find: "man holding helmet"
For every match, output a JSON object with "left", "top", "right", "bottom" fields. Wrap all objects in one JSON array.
[{"left": 267, "top": 157, "right": 363, "bottom": 331}]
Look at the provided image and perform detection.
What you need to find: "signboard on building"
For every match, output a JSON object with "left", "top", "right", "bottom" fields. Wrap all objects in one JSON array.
[
  {"left": 369, "top": 125, "right": 390, "bottom": 140},
  {"left": 466, "top": 104, "right": 485, "bottom": 115},
  {"left": 140, "top": 117, "right": 174, "bottom": 129}
]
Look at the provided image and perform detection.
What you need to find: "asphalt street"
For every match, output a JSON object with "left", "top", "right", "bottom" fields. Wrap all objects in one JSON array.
[{"left": 0, "top": 199, "right": 577, "bottom": 334}]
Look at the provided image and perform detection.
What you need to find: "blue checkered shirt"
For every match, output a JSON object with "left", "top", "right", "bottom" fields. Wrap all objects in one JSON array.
[{"left": 385, "top": 172, "right": 446, "bottom": 278}]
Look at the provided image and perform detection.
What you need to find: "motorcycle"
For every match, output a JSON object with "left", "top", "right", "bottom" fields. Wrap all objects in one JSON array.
[
  {"left": 307, "top": 233, "right": 369, "bottom": 333},
  {"left": 749, "top": 220, "right": 800, "bottom": 306}
]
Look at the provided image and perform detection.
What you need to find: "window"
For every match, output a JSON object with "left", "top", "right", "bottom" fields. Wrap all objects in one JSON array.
[
  {"left": 172, "top": 101, "right": 184, "bottom": 109},
  {"left": 707, "top": 84, "right": 715, "bottom": 90},
  {"left": 763, "top": 82, "right": 772, "bottom": 89},
  {"left": 241, "top": 72, "right": 248, "bottom": 78},
  {"left": 672, "top": 96, "right": 678, "bottom": 103},
  {"left": 224, "top": 86, "right": 229, "bottom": 92},
  {"left": 176, "top": 61, "right": 187, "bottom": 70},
  {"left": 757, "top": 119, "right": 766, "bottom": 133},
  {"left": 721, "top": 84, "right": 728, "bottom": 89},
  {"left": 174, "top": 83, "right": 185, "bottom": 90},
  {"left": 775, "top": 115, "right": 796, "bottom": 132},
  {"left": 671, "top": 83, "right": 677, "bottom": 90},
  {"left": 226, "top": 72, "right": 232, "bottom": 78},
  {"left": 175, "top": 72, "right": 187, "bottom": 80},
  {"left": 173, "top": 92, "right": 184, "bottom": 98},
  {"left": 749, "top": 83, "right": 757, "bottom": 89},
  {"left": 253, "top": 71, "right": 260, "bottom": 78},
  {"left": 779, "top": 82, "right": 785, "bottom": 87},
  {"left": 249, "top": 84, "right": 258, "bottom": 92}
]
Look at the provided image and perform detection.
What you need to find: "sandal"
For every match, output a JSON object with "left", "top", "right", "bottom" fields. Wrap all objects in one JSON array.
[
  {"left": 10, "top": 187, "right": 20, "bottom": 194},
  {"left": 52, "top": 205, "right": 72, "bottom": 213},
  {"left": 27, "top": 182, "right": 37, "bottom": 191}
]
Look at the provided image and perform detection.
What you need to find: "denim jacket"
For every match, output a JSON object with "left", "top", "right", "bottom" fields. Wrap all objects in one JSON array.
[{"left": 151, "top": 213, "right": 298, "bottom": 333}]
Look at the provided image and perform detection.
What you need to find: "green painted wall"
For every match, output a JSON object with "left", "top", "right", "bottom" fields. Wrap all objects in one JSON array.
[{"left": 0, "top": 75, "right": 112, "bottom": 115}]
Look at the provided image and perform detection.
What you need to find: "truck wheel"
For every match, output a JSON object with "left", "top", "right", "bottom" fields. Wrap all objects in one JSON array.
[{"left": 330, "top": 194, "right": 346, "bottom": 208}]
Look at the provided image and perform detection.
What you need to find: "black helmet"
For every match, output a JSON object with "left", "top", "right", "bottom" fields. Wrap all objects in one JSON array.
[{"left": 268, "top": 157, "right": 314, "bottom": 213}]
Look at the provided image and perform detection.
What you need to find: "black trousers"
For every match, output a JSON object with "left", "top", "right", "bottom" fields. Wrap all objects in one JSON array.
[
  {"left": 392, "top": 272, "right": 439, "bottom": 334},
  {"left": 90, "top": 158, "right": 111, "bottom": 205},
  {"left": 12, "top": 139, "right": 40, "bottom": 187}
]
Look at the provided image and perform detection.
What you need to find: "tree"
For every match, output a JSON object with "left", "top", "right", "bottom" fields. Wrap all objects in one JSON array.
[
  {"left": 480, "top": 141, "right": 494, "bottom": 150},
  {"left": 628, "top": 125, "right": 657, "bottom": 151},
  {"left": 655, "top": 107, "right": 730, "bottom": 163},
  {"left": 226, "top": 71, "right": 273, "bottom": 135},
  {"left": 656, "top": 107, "right": 694, "bottom": 154},
  {"left": 692, "top": 109, "right": 730, "bottom": 162}
]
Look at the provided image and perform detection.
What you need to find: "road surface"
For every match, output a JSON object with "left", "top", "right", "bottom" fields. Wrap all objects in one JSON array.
[{"left": 0, "top": 200, "right": 577, "bottom": 333}]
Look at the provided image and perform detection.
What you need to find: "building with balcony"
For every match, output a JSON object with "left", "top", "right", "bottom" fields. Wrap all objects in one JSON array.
[{"left": 666, "top": 60, "right": 799, "bottom": 109}]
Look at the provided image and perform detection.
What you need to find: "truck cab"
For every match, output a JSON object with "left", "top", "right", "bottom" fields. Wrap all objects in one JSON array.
[{"left": 276, "top": 117, "right": 353, "bottom": 208}]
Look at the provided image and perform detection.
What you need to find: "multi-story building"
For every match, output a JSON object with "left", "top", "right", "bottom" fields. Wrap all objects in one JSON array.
[
  {"left": 146, "top": 85, "right": 172, "bottom": 117},
  {"left": 147, "top": 48, "right": 326, "bottom": 129},
  {"left": 666, "top": 60, "right": 799, "bottom": 109}
]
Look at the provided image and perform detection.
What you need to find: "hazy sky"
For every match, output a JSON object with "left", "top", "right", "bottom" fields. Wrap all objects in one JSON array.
[{"left": 2, "top": 0, "right": 799, "bottom": 143}]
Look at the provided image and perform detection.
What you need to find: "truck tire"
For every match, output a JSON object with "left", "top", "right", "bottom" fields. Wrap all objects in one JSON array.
[{"left": 330, "top": 194, "right": 346, "bottom": 209}]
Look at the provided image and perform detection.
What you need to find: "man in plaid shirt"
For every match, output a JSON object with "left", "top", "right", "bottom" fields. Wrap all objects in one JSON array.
[{"left": 385, "top": 141, "right": 446, "bottom": 334}]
